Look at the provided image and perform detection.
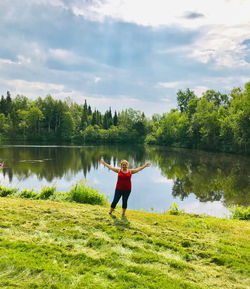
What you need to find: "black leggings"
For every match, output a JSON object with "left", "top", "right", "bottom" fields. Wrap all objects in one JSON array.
[{"left": 111, "top": 189, "right": 131, "bottom": 209}]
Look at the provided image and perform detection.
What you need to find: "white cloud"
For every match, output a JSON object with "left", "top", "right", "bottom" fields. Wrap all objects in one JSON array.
[
  {"left": 68, "top": 0, "right": 250, "bottom": 69},
  {"left": 70, "top": 0, "right": 250, "bottom": 28},
  {"left": 157, "top": 81, "right": 180, "bottom": 88},
  {"left": 0, "top": 0, "right": 249, "bottom": 117},
  {"left": 49, "top": 48, "right": 86, "bottom": 65},
  {"left": 192, "top": 86, "right": 209, "bottom": 97},
  {"left": 17, "top": 55, "right": 31, "bottom": 65},
  {"left": 0, "top": 79, "right": 65, "bottom": 97},
  {"left": 188, "top": 25, "right": 250, "bottom": 68},
  {"left": 158, "top": 75, "right": 250, "bottom": 98},
  {"left": 0, "top": 56, "right": 32, "bottom": 66},
  {"left": 192, "top": 76, "right": 250, "bottom": 92},
  {"left": 0, "top": 58, "right": 15, "bottom": 65},
  {"left": 94, "top": 76, "right": 101, "bottom": 83},
  {"left": 49, "top": 48, "right": 73, "bottom": 59}
]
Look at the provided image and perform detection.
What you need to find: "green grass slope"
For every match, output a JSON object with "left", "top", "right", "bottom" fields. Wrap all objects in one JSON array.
[{"left": 0, "top": 198, "right": 249, "bottom": 289}]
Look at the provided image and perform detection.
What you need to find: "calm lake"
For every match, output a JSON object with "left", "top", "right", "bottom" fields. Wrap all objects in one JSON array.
[{"left": 0, "top": 144, "right": 249, "bottom": 218}]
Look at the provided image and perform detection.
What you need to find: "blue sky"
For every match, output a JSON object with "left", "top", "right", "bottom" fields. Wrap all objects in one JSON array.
[{"left": 0, "top": 0, "right": 249, "bottom": 115}]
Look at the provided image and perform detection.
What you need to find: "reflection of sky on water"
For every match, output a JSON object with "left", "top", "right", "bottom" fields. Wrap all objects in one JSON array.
[
  {"left": 181, "top": 198, "right": 230, "bottom": 218},
  {"left": 1, "top": 163, "right": 231, "bottom": 218}
]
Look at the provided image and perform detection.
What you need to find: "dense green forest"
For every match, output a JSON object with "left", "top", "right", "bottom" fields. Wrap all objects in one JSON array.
[{"left": 0, "top": 82, "right": 249, "bottom": 153}]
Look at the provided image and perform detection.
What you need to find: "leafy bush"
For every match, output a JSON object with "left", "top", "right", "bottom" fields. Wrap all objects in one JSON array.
[
  {"left": 0, "top": 181, "right": 107, "bottom": 206},
  {"left": 18, "top": 188, "right": 39, "bottom": 200},
  {"left": 167, "top": 202, "right": 185, "bottom": 215},
  {"left": 39, "top": 185, "right": 56, "bottom": 200},
  {"left": 229, "top": 205, "right": 250, "bottom": 220},
  {"left": 67, "top": 180, "right": 107, "bottom": 205},
  {"left": 0, "top": 186, "right": 17, "bottom": 197},
  {"left": 50, "top": 191, "right": 70, "bottom": 202}
]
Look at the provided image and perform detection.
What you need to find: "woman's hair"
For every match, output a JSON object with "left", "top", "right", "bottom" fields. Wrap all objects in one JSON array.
[{"left": 120, "top": 160, "right": 129, "bottom": 166}]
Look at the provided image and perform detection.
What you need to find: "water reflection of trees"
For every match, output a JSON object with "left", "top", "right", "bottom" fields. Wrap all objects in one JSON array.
[
  {"left": 0, "top": 145, "right": 249, "bottom": 207},
  {"left": 0, "top": 145, "right": 147, "bottom": 183},
  {"left": 146, "top": 147, "right": 250, "bottom": 207}
]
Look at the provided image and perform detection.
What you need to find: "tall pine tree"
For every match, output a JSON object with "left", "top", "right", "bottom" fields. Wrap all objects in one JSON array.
[
  {"left": 80, "top": 100, "right": 88, "bottom": 130},
  {"left": 113, "top": 111, "right": 118, "bottom": 126}
]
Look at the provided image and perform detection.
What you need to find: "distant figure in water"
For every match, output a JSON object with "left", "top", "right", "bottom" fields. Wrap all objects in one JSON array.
[{"left": 100, "top": 159, "right": 151, "bottom": 217}]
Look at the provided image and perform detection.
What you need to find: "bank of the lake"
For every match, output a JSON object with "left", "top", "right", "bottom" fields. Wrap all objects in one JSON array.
[{"left": 0, "top": 197, "right": 249, "bottom": 289}]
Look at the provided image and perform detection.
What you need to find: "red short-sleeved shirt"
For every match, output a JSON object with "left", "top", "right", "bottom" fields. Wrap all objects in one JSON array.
[{"left": 116, "top": 170, "right": 131, "bottom": 191}]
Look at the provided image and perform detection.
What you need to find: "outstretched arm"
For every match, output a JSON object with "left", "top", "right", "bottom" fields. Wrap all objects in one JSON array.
[
  {"left": 130, "top": 163, "right": 151, "bottom": 174},
  {"left": 100, "top": 159, "right": 119, "bottom": 173}
]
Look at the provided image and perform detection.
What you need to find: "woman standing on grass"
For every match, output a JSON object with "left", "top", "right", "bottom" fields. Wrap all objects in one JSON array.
[{"left": 100, "top": 159, "right": 151, "bottom": 216}]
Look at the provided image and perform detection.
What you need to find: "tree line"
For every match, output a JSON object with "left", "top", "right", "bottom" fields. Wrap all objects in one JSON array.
[{"left": 0, "top": 82, "right": 249, "bottom": 153}]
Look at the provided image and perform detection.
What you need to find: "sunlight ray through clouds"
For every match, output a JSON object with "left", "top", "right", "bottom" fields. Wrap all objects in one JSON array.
[{"left": 0, "top": 0, "right": 249, "bottom": 114}]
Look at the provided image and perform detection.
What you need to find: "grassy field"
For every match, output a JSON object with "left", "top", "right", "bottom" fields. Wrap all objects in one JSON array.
[{"left": 0, "top": 197, "right": 249, "bottom": 289}]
